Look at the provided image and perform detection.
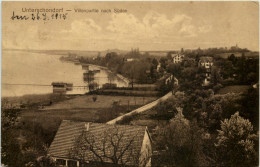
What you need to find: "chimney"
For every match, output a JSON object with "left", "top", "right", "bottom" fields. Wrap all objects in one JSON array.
[{"left": 85, "top": 123, "right": 90, "bottom": 131}]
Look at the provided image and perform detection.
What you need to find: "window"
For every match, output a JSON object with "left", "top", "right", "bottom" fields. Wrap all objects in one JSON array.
[
  {"left": 56, "top": 159, "right": 66, "bottom": 166},
  {"left": 79, "top": 161, "right": 89, "bottom": 167},
  {"left": 68, "top": 160, "right": 77, "bottom": 167}
]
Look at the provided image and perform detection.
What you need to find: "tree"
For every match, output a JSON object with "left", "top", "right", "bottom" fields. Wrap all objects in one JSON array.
[
  {"left": 227, "top": 54, "right": 237, "bottom": 65},
  {"left": 154, "top": 108, "right": 207, "bottom": 167},
  {"left": 22, "top": 144, "right": 57, "bottom": 167},
  {"left": 240, "top": 87, "right": 259, "bottom": 130},
  {"left": 247, "top": 72, "right": 258, "bottom": 84},
  {"left": 152, "top": 58, "right": 159, "bottom": 67},
  {"left": 166, "top": 52, "right": 172, "bottom": 60},
  {"left": 159, "top": 57, "right": 167, "bottom": 69},
  {"left": 154, "top": 97, "right": 179, "bottom": 119},
  {"left": 127, "top": 48, "right": 141, "bottom": 58},
  {"left": 166, "top": 63, "right": 182, "bottom": 78},
  {"left": 208, "top": 103, "right": 223, "bottom": 131},
  {"left": 179, "top": 67, "right": 205, "bottom": 91},
  {"left": 149, "top": 65, "right": 156, "bottom": 81},
  {"left": 69, "top": 126, "right": 149, "bottom": 167},
  {"left": 34, "top": 154, "right": 56, "bottom": 167},
  {"left": 210, "top": 67, "right": 222, "bottom": 86},
  {"left": 236, "top": 53, "right": 247, "bottom": 84},
  {"left": 215, "top": 112, "right": 258, "bottom": 166},
  {"left": 1, "top": 101, "right": 23, "bottom": 167}
]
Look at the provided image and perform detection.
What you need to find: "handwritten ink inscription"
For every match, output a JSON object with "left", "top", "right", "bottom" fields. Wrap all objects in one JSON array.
[{"left": 11, "top": 11, "right": 68, "bottom": 21}]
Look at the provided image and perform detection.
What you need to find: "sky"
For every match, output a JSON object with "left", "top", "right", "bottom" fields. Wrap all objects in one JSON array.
[{"left": 2, "top": 1, "right": 259, "bottom": 51}]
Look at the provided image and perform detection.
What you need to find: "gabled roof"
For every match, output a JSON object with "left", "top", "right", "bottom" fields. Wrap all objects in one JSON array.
[
  {"left": 171, "top": 53, "right": 184, "bottom": 58},
  {"left": 199, "top": 56, "right": 213, "bottom": 63},
  {"left": 48, "top": 120, "right": 148, "bottom": 165}
]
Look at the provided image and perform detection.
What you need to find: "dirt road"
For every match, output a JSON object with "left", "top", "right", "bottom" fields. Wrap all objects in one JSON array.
[{"left": 106, "top": 91, "right": 173, "bottom": 124}]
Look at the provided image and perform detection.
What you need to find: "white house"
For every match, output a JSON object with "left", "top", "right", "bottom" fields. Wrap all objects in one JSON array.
[
  {"left": 48, "top": 120, "right": 152, "bottom": 167},
  {"left": 126, "top": 58, "right": 136, "bottom": 62},
  {"left": 156, "top": 63, "right": 161, "bottom": 72},
  {"left": 199, "top": 57, "right": 213, "bottom": 69},
  {"left": 199, "top": 57, "right": 214, "bottom": 86},
  {"left": 165, "top": 74, "right": 178, "bottom": 86},
  {"left": 171, "top": 53, "right": 184, "bottom": 63}
]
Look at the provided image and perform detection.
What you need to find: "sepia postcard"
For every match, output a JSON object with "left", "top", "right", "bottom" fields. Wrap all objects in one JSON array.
[{"left": 1, "top": 1, "right": 259, "bottom": 167}]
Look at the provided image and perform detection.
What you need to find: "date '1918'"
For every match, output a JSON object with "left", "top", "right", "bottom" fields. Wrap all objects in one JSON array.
[{"left": 11, "top": 11, "right": 68, "bottom": 21}]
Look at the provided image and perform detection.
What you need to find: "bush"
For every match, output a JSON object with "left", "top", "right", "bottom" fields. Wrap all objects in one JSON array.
[
  {"left": 222, "top": 78, "right": 236, "bottom": 86},
  {"left": 213, "top": 84, "right": 223, "bottom": 93},
  {"left": 116, "top": 114, "right": 138, "bottom": 125}
]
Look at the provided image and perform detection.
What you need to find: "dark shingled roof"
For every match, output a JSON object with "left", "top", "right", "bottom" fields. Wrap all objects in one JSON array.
[
  {"left": 48, "top": 120, "right": 148, "bottom": 165},
  {"left": 199, "top": 56, "right": 213, "bottom": 63},
  {"left": 172, "top": 53, "right": 184, "bottom": 58}
]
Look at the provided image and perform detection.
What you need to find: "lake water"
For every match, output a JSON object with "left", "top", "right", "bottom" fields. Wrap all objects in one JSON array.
[{"left": 2, "top": 50, "right": 128, "bottom": 97}]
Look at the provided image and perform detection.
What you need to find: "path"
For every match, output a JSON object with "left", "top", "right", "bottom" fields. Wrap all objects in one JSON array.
[{"left": 106, "top": 91, "right": 173, "bottom": 124}]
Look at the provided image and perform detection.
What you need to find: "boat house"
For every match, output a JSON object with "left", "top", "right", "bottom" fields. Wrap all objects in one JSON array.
[{"left": 52, "top": 82, "right": 73, "bottom": 94}]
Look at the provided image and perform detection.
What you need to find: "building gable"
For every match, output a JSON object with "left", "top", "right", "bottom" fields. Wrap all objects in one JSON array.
[{"left": 48, "top": 120, "right": 150, "bottom": 166}]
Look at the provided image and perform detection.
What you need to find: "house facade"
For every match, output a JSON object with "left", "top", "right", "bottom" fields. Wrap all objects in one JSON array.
[
  {"left": 198, "top": 57, "right": 214, "bottom": 86},
  {"left": 48, "top": 120, "right": 152, "bottom": 167},
  {"left": 126, "top": 58, "right": 136, "bottom": 62},
  {"left": 165, "top": 74, "right": 178, "bottom": 86},
  {"left": 171, "top": 53, "right": 184, "bottom": 63},
  {"left": 156, "top": 63, "right": 161, "bottom": 72}
]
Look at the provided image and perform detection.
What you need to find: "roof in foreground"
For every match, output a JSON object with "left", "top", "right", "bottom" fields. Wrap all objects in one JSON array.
[{"left": 48, "top": 120, "right": 147, "bottom": 164}]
